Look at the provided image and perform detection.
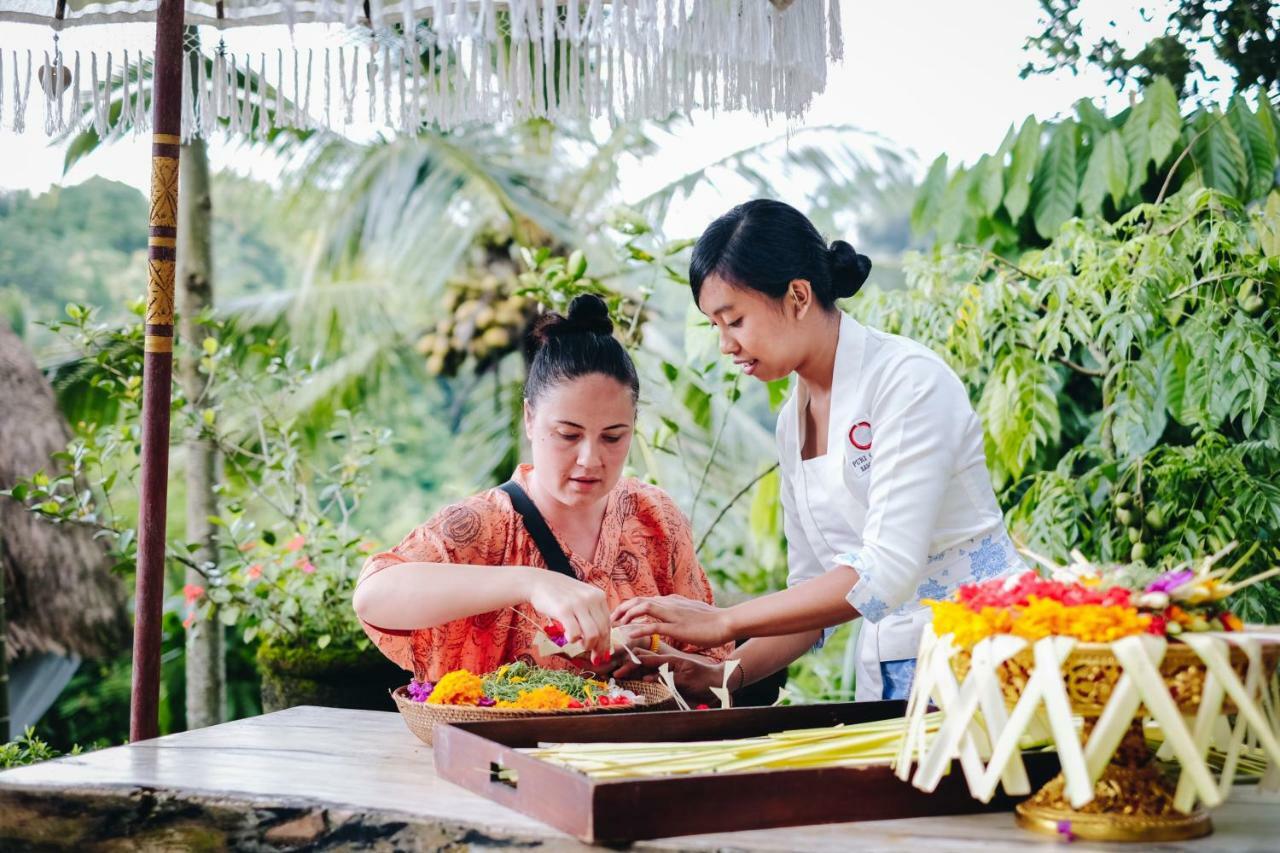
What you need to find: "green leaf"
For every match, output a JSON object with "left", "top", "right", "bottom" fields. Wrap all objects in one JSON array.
[
  {"left": 1145, "top": 77, "right": 1183, "bottom": 169},
  {"left": 1080, "top": 131, "right": 1128, "bottom": 217},
  {"left": 318, "top": 634, "right": 332, "bottom": 650},
  {"left": 681, "top": 383, "right": 713, "bottom": 432},
  {"left": 911, "top": 154, "right": 949, "bottom": 232},
  {"left": 218, "top": 605, "right": 242, "bottom": 627},
  {"left": 973, "top": 154, "right": 1004, "bottom": 216},
  {"left": 1121, "top": 96, "right": 1152, "bottom": 194},
  {"left": 1109, "top": 357, "right": 1167, "bottom": 458},
  {"left": 1075, "top": 98, "right": 1114, "bottom": 137},
  {"left": 766, "top": 377, "right": 791, "bottom": 412},
  {"left": 1259, "top": 192, "right": 1280, "bottom": 258},
  {"left": 934, "top": 172, "right": 971, "bottom": 244},
  {"left": 63, "top": 128, "right": 104, "bottom": 175},
  {"left": 1003, "top": 116, "right": 1041, "bottom": 221},
  {"left": 1191, "top": 111, "right": 1246, "bottom": 197},
  {"left": 1032, "top": 121, "right": 1078, "bottom": 239},
  {"left": 1255, "top": 94, "right": 1279, "bottom": 154},
  {"left": 9, "top": 483, "right": 27, "bottom": 502},
  {"left": 243, "top": 625, "right": 259, "bottom": 644},
  {"left": 1228, "top": 95, "right": 1277, "bottom": 201}
]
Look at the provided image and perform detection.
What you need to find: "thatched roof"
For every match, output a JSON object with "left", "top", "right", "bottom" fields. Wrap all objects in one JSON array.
[{"left": 1, "top": 325, "right": 129, "bottom": 663}]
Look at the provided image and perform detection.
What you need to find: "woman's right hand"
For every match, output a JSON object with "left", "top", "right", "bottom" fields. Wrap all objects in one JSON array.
[{"left": 526, "top": 570, "right": 613, "bottom": 662}]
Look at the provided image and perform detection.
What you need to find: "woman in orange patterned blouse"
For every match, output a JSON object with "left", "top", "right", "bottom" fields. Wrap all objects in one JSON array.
[{"left": 353, "top": 295, "right": 730, "bottom": 685}]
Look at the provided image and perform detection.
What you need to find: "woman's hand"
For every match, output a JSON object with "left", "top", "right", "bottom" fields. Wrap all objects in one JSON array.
[
  {"left": 578, "top": 625, "right": 656, "bottom": 679},
  {"left": 612, "top": 594, "right": 734, "bottom": 650},
  {"left": 526, "top": 570, "right": 613, "bottom": 661}
]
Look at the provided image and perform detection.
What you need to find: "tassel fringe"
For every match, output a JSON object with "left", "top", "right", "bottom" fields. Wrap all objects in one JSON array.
[{"left": 2, "top": 0, "right": 841, "bottom": 138}]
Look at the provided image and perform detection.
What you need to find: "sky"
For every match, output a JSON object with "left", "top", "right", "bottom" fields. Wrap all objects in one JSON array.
[{"left": 0, "top": 0, "right": 1210, "bottom": 236}]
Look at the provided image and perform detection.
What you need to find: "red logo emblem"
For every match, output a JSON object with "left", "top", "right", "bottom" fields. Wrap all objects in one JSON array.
[{"left": 849, "top": 421, "right": 872, "bottom": 451}]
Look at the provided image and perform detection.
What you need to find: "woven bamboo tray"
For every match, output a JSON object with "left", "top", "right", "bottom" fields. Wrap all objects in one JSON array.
[{"left": 392, "top": 680, "right": 677, "bottom": 745}]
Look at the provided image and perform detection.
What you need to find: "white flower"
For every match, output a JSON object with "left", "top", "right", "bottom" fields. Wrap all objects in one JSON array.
[{"left": 1137, "top": 591, "right": 1170, "bottom": 610}]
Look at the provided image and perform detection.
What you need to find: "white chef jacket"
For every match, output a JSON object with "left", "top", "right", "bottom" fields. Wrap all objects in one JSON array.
[{"left": 777, "top": 313, "right": 1023, "bottom": 701}]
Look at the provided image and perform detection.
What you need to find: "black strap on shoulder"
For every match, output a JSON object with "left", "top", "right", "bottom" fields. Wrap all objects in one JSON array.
[{"left": 499, "top": 481, "right": 577, "bottom": 580}]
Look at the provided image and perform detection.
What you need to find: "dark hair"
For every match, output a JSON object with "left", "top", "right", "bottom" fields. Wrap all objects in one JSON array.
[
  {"left": 523, "top": 294, "right": 640, "bottom": 405},
  {"left": 689, "top": 199, "right": 872, "bottom": 310}
]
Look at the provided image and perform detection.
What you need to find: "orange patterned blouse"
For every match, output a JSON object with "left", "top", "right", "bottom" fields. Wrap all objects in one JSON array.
[{"left": 356, "top": 464, "right": 731, "bottom": 681}]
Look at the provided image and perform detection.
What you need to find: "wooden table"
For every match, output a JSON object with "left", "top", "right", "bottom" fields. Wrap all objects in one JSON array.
[{"left": 1, "top": 705, "right": 1277, "bottom": 851}]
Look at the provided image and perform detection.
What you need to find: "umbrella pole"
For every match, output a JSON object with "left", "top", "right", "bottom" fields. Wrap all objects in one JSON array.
[{"left": 130, "top": 0, "right": 185, "bottom": 743}]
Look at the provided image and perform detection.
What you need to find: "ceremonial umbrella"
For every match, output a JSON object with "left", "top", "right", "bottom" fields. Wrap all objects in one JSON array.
[{"left": 0, "top": 0, "right": 844, "bottom": 740}]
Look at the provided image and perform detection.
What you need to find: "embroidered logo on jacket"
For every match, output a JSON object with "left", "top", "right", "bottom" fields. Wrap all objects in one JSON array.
[{"left": 847, "top": 420, "right": 873, "bottom": 477}]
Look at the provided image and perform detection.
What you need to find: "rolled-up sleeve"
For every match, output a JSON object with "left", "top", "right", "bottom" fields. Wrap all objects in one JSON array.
[{"left": 840, "top": 357, "right": 967, "bottom": 622}]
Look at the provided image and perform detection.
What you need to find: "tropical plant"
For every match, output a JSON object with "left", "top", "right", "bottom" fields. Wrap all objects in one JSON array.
[
  {"left": 0, "top": 727, "right": 82, "bottom": 769},
  {"left": 857, "top": 187, "right": 1280, "bottom": 622},
  {"left": 1021, "top": 0, "right": 1280, "bottom": 99},
  {"left": 912, "top": 78, "right": 1279, "bottom": 256},
  {"left": 2, "top": 306, "right": 388, "bottom": 654}
]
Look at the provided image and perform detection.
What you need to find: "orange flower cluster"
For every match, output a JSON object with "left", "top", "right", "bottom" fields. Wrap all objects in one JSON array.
[
  {"left": 495, "top": 685, "right": 575, "bottom": 710},
  {"left": 426, "top": 669, "right": 486, "bottom": 705},
  {"left": 927, "top": 596, "right": 1152, "bottom": 649}
]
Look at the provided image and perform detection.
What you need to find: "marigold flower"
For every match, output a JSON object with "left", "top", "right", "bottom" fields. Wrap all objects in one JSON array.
[
  {"left": 427, "top": 670, "right": 486, "bottom": 705},
  {"left": 495, "top": 685, "right": 575, "bottom": 710}
]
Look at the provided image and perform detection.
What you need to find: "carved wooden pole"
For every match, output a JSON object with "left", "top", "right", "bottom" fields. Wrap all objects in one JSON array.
[{"left": 130, "top": 0, "right": 185, "bottom": 743}]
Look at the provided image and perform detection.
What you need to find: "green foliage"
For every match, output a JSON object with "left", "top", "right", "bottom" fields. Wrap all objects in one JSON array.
[
  {"left": 0, "top": 728, "right": 83, "bottom": 769},
  {"left": 861, "top": 188, "right": 1280, "bottom": 620},
  {"left": 2, "top": 308, "right": 389, "bottom": 653},
  {"left": 912, "top": 80, "right": 1279, "bottom": 256},
  {"left": 1021, "top": 0, "right": 1280, "bottom": 98}
]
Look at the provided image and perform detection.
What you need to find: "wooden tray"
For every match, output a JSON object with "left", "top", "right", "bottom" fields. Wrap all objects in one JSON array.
[{"left": 433, "top": 700, "right": 1059, "bottom": 843}]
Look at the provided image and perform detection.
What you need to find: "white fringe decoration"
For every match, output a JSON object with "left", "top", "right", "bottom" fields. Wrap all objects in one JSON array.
[{"left": 2, "top": 0, "right": 841, "bottom": 137}]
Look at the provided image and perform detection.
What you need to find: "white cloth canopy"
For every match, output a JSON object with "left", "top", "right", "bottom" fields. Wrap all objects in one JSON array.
[{"left": 0, "top": 1, "right": 843, "bottom": 134}]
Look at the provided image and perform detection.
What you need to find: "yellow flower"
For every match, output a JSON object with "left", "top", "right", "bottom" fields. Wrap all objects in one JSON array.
[
  {"left": 928, "top": 596, "right": 1150, "bottom": 649},
  {"left": 495, "top": 685, "right": 575, "bottom": 710},
  {"left": 427, "top": 669, "right": 486, "bottom": 705}
]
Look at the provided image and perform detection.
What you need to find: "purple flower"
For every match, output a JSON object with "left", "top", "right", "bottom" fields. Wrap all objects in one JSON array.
[
  {"left": 477, "top": 696, "right": 497, "bottom": 707},
  {"left": 406, "top": 679, "right": 435, "bottom": 702},
  {"left": 1146, "top": 569, "right": 1195, "bottom": 595},
  {"left": 1056, "top": 820, "right": 1075, "bottom": 841},
  {"left": 552, "top": 634, "right": 568, "bottom": 647}
]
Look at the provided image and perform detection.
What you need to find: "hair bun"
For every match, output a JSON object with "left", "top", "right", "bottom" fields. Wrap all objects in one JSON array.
[
  {"left": 522, "top": 293, "right": 613, "bottom": 362},
  {"left": 828, "top": 240, "right": 872, "bottom": 299},
  {"left": 563, "top": 293, "right": 614, "bottom": 336}
]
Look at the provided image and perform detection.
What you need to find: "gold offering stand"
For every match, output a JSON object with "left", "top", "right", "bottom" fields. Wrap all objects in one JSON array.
[{"left": 954, "top": 640, "right": 1279, "bottom": 842}]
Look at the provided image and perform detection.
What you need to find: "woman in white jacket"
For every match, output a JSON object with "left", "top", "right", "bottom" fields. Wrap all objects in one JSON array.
[{"left": 615, "top": 200, "right": 1023, "bottom": 701}]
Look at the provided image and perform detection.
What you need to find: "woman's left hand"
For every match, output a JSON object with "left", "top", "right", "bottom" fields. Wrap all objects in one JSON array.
[{"left": 612, "top": 594, "right": 733, "bottom": 650}]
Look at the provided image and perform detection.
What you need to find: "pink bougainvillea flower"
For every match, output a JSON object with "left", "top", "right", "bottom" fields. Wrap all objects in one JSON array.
[
  {"left": 247, "top": 564, "right": 263, "bottom": 580},
  {"left": 283, "top": 534, "right": 306, "bottom": 552},
  {"left": 295, "top": 557, "right": 316, "bottom": 574},
  {"left": 183, "top": 584, "right": 205, "bottom": 604},
  {"left": 182, "top": 613, "right": 196, "bottom": 629}
]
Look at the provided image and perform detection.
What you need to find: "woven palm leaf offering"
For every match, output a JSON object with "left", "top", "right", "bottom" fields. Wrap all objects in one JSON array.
[
  {"left": 393, "top": 618, "right": 676, "bottom": 744},
  {"left": 895, "top": 544, "right": 1280, "bottom": 842}
]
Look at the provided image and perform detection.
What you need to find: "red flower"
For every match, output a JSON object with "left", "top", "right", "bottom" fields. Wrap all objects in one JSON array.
[
  {"left": 1146, "top": 615, "right": 1168, "bottom": 636},
  {"left": 295, "top": 557, "right": 316, "bottom": 574},
  {"left": 695, "top": 703, "right": 710, "bottom": 710},
  {"left": 284, "top": 534, "right": 306, "bottom": 552},
  {"left": 247, "top": 564, "right": 263, "bottom": 580},
  {"left": 183, "top": 584, "right": 205, "bottom": 604}
]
